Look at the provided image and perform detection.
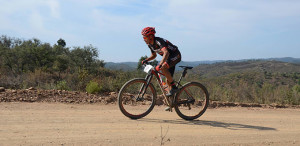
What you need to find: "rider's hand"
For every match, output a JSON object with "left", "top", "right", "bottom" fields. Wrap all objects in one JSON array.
[
  {"left": 155, "top": 65, "right": 162, "bottom": 71},
  {"left": 142, "top": 59, "right": 148, "bottom": 65}
]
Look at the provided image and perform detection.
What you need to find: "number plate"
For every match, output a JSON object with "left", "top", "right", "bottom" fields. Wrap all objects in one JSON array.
[{"left": 144, "top": 65, "right": 154, "bottom": 73}]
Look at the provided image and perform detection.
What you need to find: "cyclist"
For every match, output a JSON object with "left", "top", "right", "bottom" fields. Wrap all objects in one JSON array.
[{"left": 141, "top": 27, "right": 181, "bottom": 97}]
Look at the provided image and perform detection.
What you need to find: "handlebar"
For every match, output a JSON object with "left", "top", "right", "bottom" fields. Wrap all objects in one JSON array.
[{"left": 142, "top": 61, "right": 151, "bottom": 66}]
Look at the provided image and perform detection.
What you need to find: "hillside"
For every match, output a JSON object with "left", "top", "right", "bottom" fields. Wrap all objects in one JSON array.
[
  {"left": 1, "top": 36, "right": 299, "bottom": 105},
  {"left": 192, "top": 60, "right": 300, "bottom": 78},
  {"left": 175, "top": 60, "right": 300, "bottom": 105},
  {"left": 267, "top": 57, "right": 300, "bottom": 64},
  {"left": 105, "top": 62, "right": 136, "bottom": 71},
  {"left": 104, "top": 57, "right": 300, "bottom": 71}
]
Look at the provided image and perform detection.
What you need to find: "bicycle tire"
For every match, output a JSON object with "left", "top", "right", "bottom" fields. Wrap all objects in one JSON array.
[
  {"left": 174, "top": 82, "right": 209, "bottom": 120},
  {"left": 118, "top": 78, "right": 156, "bottom": 119}
]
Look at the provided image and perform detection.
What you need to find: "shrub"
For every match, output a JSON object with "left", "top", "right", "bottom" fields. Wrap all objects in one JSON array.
[
  {"left": 56, "top": 80, "right": 70, "bottom": 90},
  {"left": 293, "top": 84, "right": 300, "bottom": 93},
  {"left": 86, "top": 81, "right": 101, "bottom": 94}
]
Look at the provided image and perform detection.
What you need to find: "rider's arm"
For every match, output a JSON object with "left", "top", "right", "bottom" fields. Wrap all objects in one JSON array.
[
  {"left": 159, "top": 47, "right": 169, "bottom": 66},
  {"left": 146, "top": 52, "right": 157, "bottom": 61}
]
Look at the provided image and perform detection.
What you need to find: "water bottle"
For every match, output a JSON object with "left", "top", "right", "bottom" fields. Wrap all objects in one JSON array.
[{"left": 161, "top": 76, "right": 169, "bottom": 92}]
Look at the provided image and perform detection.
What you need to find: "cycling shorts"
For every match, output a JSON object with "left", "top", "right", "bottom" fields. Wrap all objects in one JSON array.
[{"left": 166, "top": 52, "right": 181, "bottom": 77}]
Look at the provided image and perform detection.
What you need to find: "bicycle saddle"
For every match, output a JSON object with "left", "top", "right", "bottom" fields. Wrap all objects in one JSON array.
[{"left": 179, "top": 66, "right": 193, "bottom": 70}]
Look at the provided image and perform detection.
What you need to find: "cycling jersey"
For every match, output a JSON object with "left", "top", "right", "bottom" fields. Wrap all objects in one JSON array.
[
  {"left": 148, "top": 37, "right": 181, "bottom": 56},
  {"left": 148, "top": 37, "right": 181, "bottom": 76}
]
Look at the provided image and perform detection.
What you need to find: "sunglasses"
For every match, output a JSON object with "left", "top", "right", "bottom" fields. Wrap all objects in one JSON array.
[{"left": 143, "top": 35, "right": 151, "bottom": 39}]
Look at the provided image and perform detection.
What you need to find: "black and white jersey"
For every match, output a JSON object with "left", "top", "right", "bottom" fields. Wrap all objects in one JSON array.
[{"left": 148, "top": 37, "right": 180, "bottom": 56}]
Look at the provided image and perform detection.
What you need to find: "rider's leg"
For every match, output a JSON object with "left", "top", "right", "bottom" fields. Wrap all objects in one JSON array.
[
  {"left": 161, "top": 64, "right": 178, "bottom": 97},
  {"left": 165, "top": 66, "right": 176, "bottom": 90},
  {"left": 161, "top": 65, "right": 176, "bottom": 111},
  {"left": 162, "top": 54, "right": 181, "bottom": 96},
  {"left": 161, "top": 66, "right": 173, "bottom": 86}
]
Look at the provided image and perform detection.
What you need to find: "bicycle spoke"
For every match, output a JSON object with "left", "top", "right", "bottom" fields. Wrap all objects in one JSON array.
[
  {"left": 118, "top": 78, "right": 156, "bottom": 119},
  {"left": 174, "top": 82, "right": 209, "bottom": 120}
]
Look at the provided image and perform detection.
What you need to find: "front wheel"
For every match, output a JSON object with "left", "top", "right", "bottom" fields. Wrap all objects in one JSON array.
[
  {"left": 118, "top": 78, "right": 157, "bottom": 119},
  {"left": 174, "top": 82, "right": 209, "bottom": 120}
]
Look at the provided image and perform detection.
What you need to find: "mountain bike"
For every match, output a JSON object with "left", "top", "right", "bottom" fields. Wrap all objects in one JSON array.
[{"left": 117, "top": 62, "right": 209, "bottom": 120}]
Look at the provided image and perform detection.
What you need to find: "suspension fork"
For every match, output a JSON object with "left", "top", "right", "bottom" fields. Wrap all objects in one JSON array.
[{"left": 136, "top": 73, "right": 153, "bottom": 100}]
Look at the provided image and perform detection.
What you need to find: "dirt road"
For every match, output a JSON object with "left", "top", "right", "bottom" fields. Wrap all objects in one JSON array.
[{"left": 0, "top": 102, "right": 299, "bottom": 146}]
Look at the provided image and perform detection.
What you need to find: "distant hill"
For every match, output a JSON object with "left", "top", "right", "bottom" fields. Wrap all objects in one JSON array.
[
  {"left": 105, "top": 62, "right": 137, "bottom": 71},
  {"left": 104, "top": 60, "right": 225, "bottom": 71},
  {"left": 267, "top": 57, "right": 300, "bottom": 64},
  {"left": 177, "top": 60, "right": 223, "bottom": 67},
  {"left": 193, "top": 60, "right": 300, "bottom": 78},
  {"left": 104, "top": 57, "right": 300, "bottom": 71},
  {"left": 104, "top": 61, "right": 220, "bottom": 71}
]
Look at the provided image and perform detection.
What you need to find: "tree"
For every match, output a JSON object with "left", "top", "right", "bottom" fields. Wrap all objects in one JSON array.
[
  {"left": 137, "top": 55, "right": 158, "bottom": 70},
  {"left": 0, "top": 35, "right": 21, "bottom": 73},
  {"left": 69, "top": 45, "right": 104, "bottom": 73},
  {"left": 57, "top": 38, "right": 66, "bottom": 47},
  {"left": 53, "top": 54, "right": 69, "bottom": 77}
]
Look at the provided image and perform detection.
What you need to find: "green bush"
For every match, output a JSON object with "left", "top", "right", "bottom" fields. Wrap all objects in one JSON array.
[
  {"left": 56, "top": 80, "right": 70, "bottom": 90},
  {"left": 293, "top": 84, "right": 300, "bottom": 93},
  {"left": 86, "top": 81, "right": 101, "bottom": 94}
]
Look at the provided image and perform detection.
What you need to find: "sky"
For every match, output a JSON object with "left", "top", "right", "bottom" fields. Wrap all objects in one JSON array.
[{"left": 1, "top": 0, "right": 300, "bottom": 62}]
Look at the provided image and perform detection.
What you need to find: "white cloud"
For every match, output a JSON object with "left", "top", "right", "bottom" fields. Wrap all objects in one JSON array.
[
  {"left": 0, "top": 0, "right": 70, "bottom": 44},
  {"left": 0, "top": 0, "right": 61, "bottom": 27},
  {"left": 29, "top": 11, "right": 45, "bottom": 32},
  {"left": 156, "top": 0, "right": 300, "bottom": 43},
  {"left": 46, "top": 0, "right": 61, "bottom": 18},
  {"left": 1, "top": 0, "right": 299, "bottom": 61}
]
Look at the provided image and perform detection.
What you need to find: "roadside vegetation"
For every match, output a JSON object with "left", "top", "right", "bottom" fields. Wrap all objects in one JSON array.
[{"left": 1, "top": 35, "right": 299, "bottom": 105}]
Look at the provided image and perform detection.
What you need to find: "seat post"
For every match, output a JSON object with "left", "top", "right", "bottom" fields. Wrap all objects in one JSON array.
[
  {"left": 176, "top": 66, "right": 193, "bottom": 87},
  {"left": 176, "top": 68, "right": 187, "bottom": 87}
]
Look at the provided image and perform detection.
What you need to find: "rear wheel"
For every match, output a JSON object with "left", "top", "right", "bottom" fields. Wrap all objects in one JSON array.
[
  {"left": 174, "top": 82, "right": 209, "bottom": 120},
  {"left": 118, "top": 78, "right": 156, "bottom": 119}
]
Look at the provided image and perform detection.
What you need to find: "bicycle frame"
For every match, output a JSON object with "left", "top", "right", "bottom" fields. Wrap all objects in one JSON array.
[
  {"left": 145, "top": 69, "right": 172, "bottom": 106},
  {"left": 118, "top": 63, "right": 209, "bottom": 120},
  {"left": 140, "top": 64, "right": 186, "bottom": 107}
]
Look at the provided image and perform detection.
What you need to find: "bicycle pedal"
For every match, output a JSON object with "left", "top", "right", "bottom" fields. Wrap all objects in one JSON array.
[
  {"left": 188, "top": 98, "right": 195, "bottom": 103},
  {"left": 136, "top": 97, "right": 144, "bottom": 101},
  {"left": 164, "top": 107, "right": 173, "bottom": 112}
]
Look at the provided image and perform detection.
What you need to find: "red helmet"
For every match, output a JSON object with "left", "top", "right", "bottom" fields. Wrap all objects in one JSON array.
[{"left": 141, "top": 27, "right": 156, "bottom": 36}]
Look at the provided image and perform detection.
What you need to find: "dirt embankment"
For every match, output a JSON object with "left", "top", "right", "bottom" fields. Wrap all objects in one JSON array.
[{"left": 0, "top": 87, "right": 299, "bottom": 108}]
